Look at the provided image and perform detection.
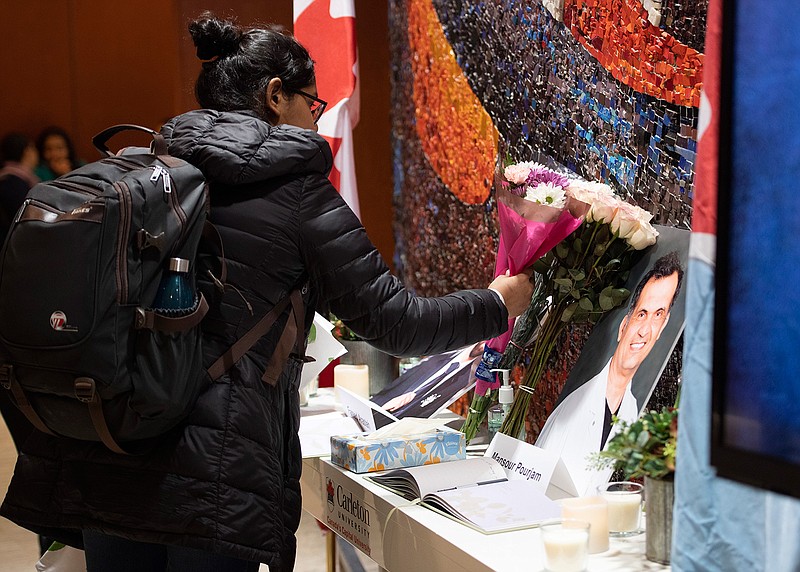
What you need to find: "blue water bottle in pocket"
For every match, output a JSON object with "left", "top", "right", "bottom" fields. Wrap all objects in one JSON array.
[{"left": 152, "top": 257, "right": 195, "bottom": 314}]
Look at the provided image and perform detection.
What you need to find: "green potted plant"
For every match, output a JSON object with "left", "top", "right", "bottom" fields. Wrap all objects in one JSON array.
[{"left": 592, "top": 406, "right": 678, "bottom": 565}]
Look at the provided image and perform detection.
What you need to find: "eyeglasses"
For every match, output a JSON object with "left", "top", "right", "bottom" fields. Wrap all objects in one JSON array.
[{"left": 290, "top": 89, "right": 327, "bottom": 124}]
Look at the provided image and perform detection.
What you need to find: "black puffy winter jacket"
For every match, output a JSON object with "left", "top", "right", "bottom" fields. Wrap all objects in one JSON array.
[{"left": 0, "top": 110, "right": 508, "bottom": 570}]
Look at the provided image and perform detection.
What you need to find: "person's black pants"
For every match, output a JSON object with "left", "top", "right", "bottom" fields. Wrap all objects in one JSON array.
[
  {"left": 82, "top": 530, "right": 260, "bottom": 572},
  {"left": 0, "top": 389, "right": 55, "bottom": 554}
]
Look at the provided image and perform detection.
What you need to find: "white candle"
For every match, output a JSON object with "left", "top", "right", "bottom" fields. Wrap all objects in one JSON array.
[
  {"left": 333, "top": 364, "right": 370, "bottom": 399},
  {"left": 560, "top": 496, "right": 609, "bottom": 554},
  {"left": 601, "top": 481, "right": 643, "bottom": 536},
  {"left": 540, "top": 521, "right": 590, "bottom": 572},
  {"left": 604, "top": 491, "right": 642, "bottom": 533}
]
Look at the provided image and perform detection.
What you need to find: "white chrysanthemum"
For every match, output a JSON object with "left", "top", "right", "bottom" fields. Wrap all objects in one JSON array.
[{"left": 524, "top": 182, "right": 567, "bottom": 208}]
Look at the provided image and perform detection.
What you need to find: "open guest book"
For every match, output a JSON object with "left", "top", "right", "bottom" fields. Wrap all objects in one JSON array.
[{"left": 367, "top": 457, "right": 560, "bottom": 534}]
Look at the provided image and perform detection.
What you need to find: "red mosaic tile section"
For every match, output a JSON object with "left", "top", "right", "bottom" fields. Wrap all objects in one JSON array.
[{"left": 564, "top": 0, "right": 704, "bottom": 107}]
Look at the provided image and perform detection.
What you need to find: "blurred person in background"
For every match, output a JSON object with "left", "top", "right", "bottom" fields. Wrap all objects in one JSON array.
[
  {"left": 0, "top": 131, "right": 38, "bottom": 240},
  {"left": 34, "top": 125, "right": 83, "bottom": 181}
]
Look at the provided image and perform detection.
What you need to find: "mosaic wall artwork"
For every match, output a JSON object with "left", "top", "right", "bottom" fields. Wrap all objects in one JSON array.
[{"left": 390, "top": 0, "right": 706, "bottom": 439}]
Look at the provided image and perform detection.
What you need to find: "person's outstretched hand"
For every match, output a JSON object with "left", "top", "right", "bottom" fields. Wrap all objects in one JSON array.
[{"left": 489, "top": 268, "right": 534, "bottom": 318}]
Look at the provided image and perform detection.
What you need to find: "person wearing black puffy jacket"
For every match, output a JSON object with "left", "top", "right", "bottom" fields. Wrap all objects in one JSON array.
[{"left": 0, "top": 12, "right": 533, "bottom": 572}]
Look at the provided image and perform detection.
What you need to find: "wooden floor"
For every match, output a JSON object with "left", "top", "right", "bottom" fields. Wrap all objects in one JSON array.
[{"left": 0, "top": 418, "right": 336, "bottom": 572}]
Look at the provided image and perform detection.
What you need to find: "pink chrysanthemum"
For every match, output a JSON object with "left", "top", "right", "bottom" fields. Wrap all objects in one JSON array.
[{"left": 526, "top": 164, "right": 569, "bottom": 189}]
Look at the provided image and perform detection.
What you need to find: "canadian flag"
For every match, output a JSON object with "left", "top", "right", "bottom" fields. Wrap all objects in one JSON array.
[{"left": 293, "top": 0, "right": 361, "bottom": 219}]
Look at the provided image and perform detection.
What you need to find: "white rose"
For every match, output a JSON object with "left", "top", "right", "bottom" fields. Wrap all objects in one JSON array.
[
  {"left": 590, "top": 191, "right": 621, "bottom": 224},
  {"left": 611, "top": 201, "right": 646, "bottom": 238},
  {"left": 610, "top": 201, "right": 649, "bottom": 239},
  {"left": 566, "top": 184, "right": 597, "bottom": 206},
  {"left": 568, "top": 180, "right": 614, "bottom": 198},
  {"left": 566, "top": 181, "right": 620, "bottom": 222},
  {"left": 586, "top": 181, "right": 615, "bottom": 196},
  {"left": 627, "top": 220, "right": 659, "bottom": 250}
]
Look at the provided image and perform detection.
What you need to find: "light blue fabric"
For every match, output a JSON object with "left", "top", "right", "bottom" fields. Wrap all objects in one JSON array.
[{"left": 672, "top": 257, "right": 800, "bottom": 571}]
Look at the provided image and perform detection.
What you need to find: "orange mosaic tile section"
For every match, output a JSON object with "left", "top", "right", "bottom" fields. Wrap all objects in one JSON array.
[
  {"left": 564, "top": 0, "right": 704, "bottom": 107},
  {"left": 408, "top": 0, "right": 498, "bottom": 204}
]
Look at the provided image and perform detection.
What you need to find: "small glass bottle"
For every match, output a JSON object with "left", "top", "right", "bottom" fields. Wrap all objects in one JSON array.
[
  {"left": 152, "top": 257, "right": 195, "bottom": 313},
  {"left": 487, "top": 369, "right": 513, "bottom": 441}
]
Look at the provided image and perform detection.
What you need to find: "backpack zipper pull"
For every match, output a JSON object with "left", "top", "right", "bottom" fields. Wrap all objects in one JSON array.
[
  {"left": 150, "top": 166, "right": 172, "bottom": 199},
  {"left": 13, "top": 199, "right": 31, "bottom": 224}
]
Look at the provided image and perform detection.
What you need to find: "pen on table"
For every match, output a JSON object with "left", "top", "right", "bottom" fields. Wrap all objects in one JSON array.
[
  {"left": 437, "top": 478, "right": 508, "bottom": 492},
  {"left": 475, "top": 478, "right": 508, "bottom": 486},
  {"left": 451, "top": 478, "right": 508, "bottom": 490}
]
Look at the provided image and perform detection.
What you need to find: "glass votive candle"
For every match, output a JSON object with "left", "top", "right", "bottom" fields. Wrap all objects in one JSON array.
[
  {"left": 540, "top": 519, "right": 590, "bottom": 572},
  {"left": 560, "top": 495, "right": 609, "bottom": 553},
  {"left": 601, "top": 481, "right": 643, "bottom": 537},
  {"left": 298, "top": 382, "right": 310, "bottom": 407}
]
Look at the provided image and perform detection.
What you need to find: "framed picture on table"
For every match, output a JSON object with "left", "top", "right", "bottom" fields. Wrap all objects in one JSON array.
[{"left": 371, "top": 342, "right": 484, "bottom": 419}]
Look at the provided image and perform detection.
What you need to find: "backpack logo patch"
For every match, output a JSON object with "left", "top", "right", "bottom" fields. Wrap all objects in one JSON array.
[{"left": 50, "top": 311, "right": 77, "bottom": 332}]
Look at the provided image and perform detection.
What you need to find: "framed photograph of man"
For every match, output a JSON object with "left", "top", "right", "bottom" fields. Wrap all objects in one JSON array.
[
  {"left": 534, "top": 225, "right": 690, "bottom": 495},
  {"left": 370, "top": 342, "right": 485, "bottom": 419}
]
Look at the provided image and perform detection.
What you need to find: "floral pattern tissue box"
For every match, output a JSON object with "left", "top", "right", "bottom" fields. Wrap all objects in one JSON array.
[{"left": 330, "top": 429, "right": 466, "bottom": 473}]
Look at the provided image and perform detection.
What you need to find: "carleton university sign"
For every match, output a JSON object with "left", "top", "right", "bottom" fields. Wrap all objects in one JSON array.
[{"left": 323, "top": 474, "right": 373, "bottom": 557}]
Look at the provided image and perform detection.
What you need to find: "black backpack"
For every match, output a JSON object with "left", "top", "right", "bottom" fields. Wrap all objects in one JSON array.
[{"left": 0, "top": 125, "right": 306, "bottom": 454}]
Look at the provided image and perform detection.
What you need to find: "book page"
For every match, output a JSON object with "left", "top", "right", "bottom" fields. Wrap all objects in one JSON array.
[
  {"left": 422, "top": 480, "right": 560, "bottom": 534},
  {"left": 368, "top": 457, "right": 506, "bottom": 500}
]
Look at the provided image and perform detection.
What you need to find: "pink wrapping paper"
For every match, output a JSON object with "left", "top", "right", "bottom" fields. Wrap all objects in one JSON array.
[{"left": 474, "top": 189, "right": 587, "bottom": 395}]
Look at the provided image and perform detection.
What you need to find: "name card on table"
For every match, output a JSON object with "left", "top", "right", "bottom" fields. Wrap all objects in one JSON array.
[
  {"left": 485, "top": 432, "right": 577, "bottom": 498},
  {"left": 335, "top": 386, "right": 398, "bottom": 433}
]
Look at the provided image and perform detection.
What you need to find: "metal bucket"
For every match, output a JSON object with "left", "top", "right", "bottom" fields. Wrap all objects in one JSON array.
[
  {"left": 645, "top": 476, "right": 674, "bottom": 565},
  {"left": 338, "top": 340, "right": 399, "bottom": 397}
]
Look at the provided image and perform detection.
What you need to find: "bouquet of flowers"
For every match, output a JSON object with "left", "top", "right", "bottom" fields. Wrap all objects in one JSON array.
[
  {"left": 461, "top": 160, "right": 658, "bottom": 442},
  {"left": 462, "top": 161, "right": 587, "bottom": 441}
]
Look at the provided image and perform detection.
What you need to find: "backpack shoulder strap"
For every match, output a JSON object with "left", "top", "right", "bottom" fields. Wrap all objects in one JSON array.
[
  {"left": 0, "top": 366, "right": 128, "bottom": 454},
  {"left": 0, "top": 365, "right": 56, "bottom": 437},
  {"left": 261, "top": 288, "right": 310, "bottom": 386},
  {"left": 207, "top": 286, "right": 309, "bottom": 384}
]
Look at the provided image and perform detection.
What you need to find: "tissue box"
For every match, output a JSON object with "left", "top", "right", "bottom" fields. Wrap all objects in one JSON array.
[{"left": 330, "top": 429, "right": 466, "bottom": 473}]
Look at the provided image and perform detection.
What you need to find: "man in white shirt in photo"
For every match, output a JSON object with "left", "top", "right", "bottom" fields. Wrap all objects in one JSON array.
[{"left": 535, "top": 251, "right": 684, "bottom": 495}]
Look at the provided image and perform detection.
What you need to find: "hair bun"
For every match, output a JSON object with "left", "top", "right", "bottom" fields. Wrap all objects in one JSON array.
[{"left": 189, "top": 12, "right": 242, "bottom": 61}]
